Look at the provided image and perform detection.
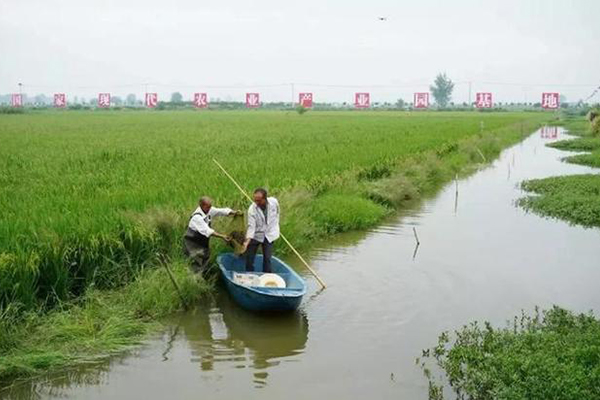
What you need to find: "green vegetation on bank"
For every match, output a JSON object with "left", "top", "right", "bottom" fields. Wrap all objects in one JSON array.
[
  {"left": 0, "top": 110, "right": 550, "bottom": 383},
  {"left": 518, "top": 175, "right": 600, "bottom": 228},
  {"left": 519, "top": 113, "right": 600, "bottom": 227},
  {"left": 419, "top": 306, "right": 600, "bottom": 400},
  {"left": 0, "top": 261, "right": 208, "bottom": 384}
]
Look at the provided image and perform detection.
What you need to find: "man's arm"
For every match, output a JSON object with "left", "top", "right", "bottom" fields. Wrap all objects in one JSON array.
[
  {"left": 211, "top": 207, "right": 243, "bottom": 218},
  {"left": 189, "top": 215, "right": 229, "bottom": 241},
  {"left": 243, "top": 206, "right": 256, "bottom": 249}
]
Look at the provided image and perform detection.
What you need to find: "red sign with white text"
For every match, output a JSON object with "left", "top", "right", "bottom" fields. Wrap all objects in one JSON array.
[
  {"left": 54, "top": 93, "right": 66, "bottom": 108},
  {"left": 355, "top": 92, "right": 370, "bottom": 108},
  {"left": 246, "top": 93, "right": 260, "bottom": 108},
  {"left": 541, "top": 92, "right": 559, "bottom": 109},
  {"left": 11, "top": 94, "right": 23, "bottom": 107},
  {"left": 475, "top": 92, "right": 493, "bottom": 108},
  {"left": 98, "top": 93, "right": 111, "bottom": 108},
  {"left": 145, "top": 93, "right": 158, "bottom": 108},
  {"left": 414, "top": 93, "right": 429, "bottom": 109},
  {"left": 193, "top": 93, "right": 208, "bottom": 108},
  {"left": 299, "top": 93, "right": 313, "bottom": 108}
]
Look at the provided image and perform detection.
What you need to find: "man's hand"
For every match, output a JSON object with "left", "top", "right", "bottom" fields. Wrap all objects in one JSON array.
[
  {"left": 242, "top": 239, "right": 250, "bottom": 253},
  {"left": 231, "top": 210, "right": 243, "bottom": 216},
  {"left": 214, "top": 232, "right": 231, "bottom": 242}
]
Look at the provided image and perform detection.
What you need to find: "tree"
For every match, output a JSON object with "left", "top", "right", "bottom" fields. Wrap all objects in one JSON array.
[
  {"left": 396, "top": 98, "right": 405, "bottom": 109},
  {"left": 430, "top": 73, "right": 454, "bottom": 108},
  {"left": 126, "top": 93, "right": 136, "bottom": 106},
  {"left": 171, "top": 92, "right": 183, "bottom": 103}
]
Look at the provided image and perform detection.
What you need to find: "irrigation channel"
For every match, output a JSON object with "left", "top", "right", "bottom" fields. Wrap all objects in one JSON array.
[{"left": 5, "top": 126, "right": 600, "bottom": 400}]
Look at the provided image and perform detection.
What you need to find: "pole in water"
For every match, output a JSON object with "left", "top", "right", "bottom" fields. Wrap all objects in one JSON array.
[
  {"left": 454, "top": 174, "right": 459, "bottom": 215},
  {"left": 412, "top": 227, "right": 420, "bottom": 246}
]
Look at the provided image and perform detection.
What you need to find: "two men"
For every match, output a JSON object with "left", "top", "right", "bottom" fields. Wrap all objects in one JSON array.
[
  {"left": 184, "top": 189, "right": 280, "bottom": 274},
  {"left": 183, "top": 196, "right": 241, "bottom": 274}
]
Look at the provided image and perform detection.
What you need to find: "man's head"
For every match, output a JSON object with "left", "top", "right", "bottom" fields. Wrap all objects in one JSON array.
[
  {"left": 253, "top": 188, "right": 268, "bottom": 208},
  {"left": 199, "top": 196, "right": 212, "bottom": 213}
]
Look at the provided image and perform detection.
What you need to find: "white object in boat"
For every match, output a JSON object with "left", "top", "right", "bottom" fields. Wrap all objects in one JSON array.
[{"left": 258, "top": 273, "right": 286, "bottom": 288}]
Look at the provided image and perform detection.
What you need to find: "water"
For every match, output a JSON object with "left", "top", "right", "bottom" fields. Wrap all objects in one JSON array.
[{"left": 5, "top": 126, "right": 600, "bottom": 399}]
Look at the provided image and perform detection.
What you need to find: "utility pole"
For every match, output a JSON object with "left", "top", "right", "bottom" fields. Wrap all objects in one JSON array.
[
  {"left": 468, "top": 81, "right": 472, "bottom": 105},
  {"left": 291, "top": 82, "right": 295, "bottom": 109}
]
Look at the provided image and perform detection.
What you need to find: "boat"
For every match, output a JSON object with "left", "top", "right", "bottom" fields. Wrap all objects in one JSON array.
[{"left": 217, "top": 253, "right": 307, "bottom": 312}]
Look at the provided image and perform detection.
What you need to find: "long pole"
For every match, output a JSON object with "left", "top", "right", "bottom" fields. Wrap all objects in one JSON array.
[{"left": 213, "top": 158, "right": 327, "bottom": 289}]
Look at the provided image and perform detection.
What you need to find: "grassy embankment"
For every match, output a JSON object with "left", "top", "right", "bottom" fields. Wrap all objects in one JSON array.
[
  {"left": 419, "top": 306, "right": 600, "bottom": 400},
  {"left": 0, "top": 110, "right": 550, "bottom": 384},
  {"left": 518, "top": 111, "right": 600, "bottom": 228}
]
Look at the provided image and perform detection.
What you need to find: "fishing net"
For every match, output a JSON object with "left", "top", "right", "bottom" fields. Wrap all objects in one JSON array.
[{"left": 228, "top": 213, "right": 246, "bottom": 255}]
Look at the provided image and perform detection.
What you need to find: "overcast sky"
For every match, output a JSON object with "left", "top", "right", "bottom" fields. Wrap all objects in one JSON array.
[{"left": 1, "top": 0, "right": 599, "bottom": 103}]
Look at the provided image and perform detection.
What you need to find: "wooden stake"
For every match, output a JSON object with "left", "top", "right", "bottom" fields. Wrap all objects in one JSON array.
[
  {"left": 412, "top": 227, "right": 420, "bottom": 246},
  {"left": 213, "top": 158, "right": 327, "bottom": 289}
]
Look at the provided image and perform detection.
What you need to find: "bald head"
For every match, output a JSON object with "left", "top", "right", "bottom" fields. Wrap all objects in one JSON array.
[{"left": 199, "top": 196, "right": 212, "bottom": 213}]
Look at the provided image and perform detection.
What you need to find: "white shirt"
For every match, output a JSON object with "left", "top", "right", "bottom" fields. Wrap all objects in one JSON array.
[
  {"left": 246, "top": 197, "right": 280, "bottom": 243},
  {"left": 188, "top": 206, "right": 233, "bottom": 238}
]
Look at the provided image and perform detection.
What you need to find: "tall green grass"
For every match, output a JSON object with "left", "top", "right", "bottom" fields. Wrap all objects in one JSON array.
[{"left": 0, "top": 111, "right": 549, "bottom": 311}]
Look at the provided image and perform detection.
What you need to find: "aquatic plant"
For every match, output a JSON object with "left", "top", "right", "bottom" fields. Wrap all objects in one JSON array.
[{"left": 419, "top": 307, "right": 600, "bottom": 400}]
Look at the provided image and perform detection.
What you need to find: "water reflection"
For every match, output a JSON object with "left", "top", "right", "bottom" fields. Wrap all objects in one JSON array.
[{"left": 176, "top": 290, "right": 308, "bottom": 388}]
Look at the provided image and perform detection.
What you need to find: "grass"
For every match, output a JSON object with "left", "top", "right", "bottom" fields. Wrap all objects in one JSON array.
[
  {"left": 419, "top": 307, "right": 600, "bottom": 400},
  {"left": 0, "top": 260, "right": 209, "bottom": 384},
  {"left": 518, "top": 114, "right": 600, "bottom": 227},
  {"left": 0, "top": 110, "right": 550, "bottom": 382},
  {"left": 518, "top": 175, "right": 600, "bottom": 228}
]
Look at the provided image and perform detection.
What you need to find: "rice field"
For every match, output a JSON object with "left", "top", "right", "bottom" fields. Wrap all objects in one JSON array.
[{"left": 0, "top": 110, "right": 549, "bottom": 311}]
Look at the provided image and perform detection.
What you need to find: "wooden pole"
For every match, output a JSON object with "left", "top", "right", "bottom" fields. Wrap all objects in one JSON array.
[
  {"left": 160, "top": 259, "right": 187, "bottom": 309},
  {"left": 213, "top": 158, "right": 327, "bottom": 289}
]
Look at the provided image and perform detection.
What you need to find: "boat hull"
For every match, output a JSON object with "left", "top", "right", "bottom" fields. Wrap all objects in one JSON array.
[{"left": 217, "top": 253, "right": 306, "bottom": 312}]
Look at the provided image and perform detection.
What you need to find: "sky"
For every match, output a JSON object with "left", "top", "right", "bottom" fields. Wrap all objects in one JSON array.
[{"left": 1, "top": 0, "right": 599, "bottom": 104}]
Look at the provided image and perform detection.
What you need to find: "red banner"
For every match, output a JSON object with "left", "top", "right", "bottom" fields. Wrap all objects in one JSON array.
[
  {"left": 98, "top": 93, "right": 111, "bottom": 108},
  {"left": 246, "top": 93, "right": 260, "bottom": 108},
  {"left": 299, "top": 93, "right": 313, "bottom": 108},
  {"left": 475, "top": 92, "right": 493, "bottom": 108},
  {"left": 414, "top": 93, "right": 429, "bottom": 109},
  {"left": 11, "top": 94, "right": 23, "bottom": 107},
  {"left": 54, "top": 93, "right": 66, "bottom": 108},
  {"left": 354, "top": 92, "right": 370, "bottom": 108},
  {"left": 541, "top": 92, "right": 559, "bottom": 109},
  {"left": 145, "top": 93, "right": 158, "bottom": 108},
  {"left": 193, "top": 93, "right": 208, "bottom": 108}
]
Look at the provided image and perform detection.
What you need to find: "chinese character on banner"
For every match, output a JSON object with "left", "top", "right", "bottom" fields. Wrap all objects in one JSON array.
[
  {"left": 355, "top": 92, "right": 370, "bottom": 108},
  {"left": 541, "top": 92, "right": 559, "bottom": 109},
  {"left": 299, "top": 93, "right": 313, "bottom": 108},
  {"left": 54, "top": 93, "right": 66, "bottom": 108},
  {"left": 246, "top": 93, "right": 260, "bottom": 108},
  {"left": 98, "top": 93, "right": 111, "bottom": 108},
  {"left": 475, "top": 92, "right": 493, "bottom": 108},
  {"left": 414, "top": 93, "right": 429, "bottom": 109},
  {"left": 193, "top": 93, "right": 208, "bottom": 108},
  {"left": 541, "top": 126, "right": 558, "bottom": 139},
  {"left": 11, "top": 94, "right": 23, "bottom": 107},
  {"left": 145, "top": 93, "right": 158, "bottom": 108}
]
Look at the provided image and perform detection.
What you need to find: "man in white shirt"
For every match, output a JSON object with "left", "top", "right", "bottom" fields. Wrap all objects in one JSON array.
[
  {"left": 184, "top": 196, "right": 241, "bottom": 275},
  {"left": 243, "top": 188, "right": 280, "bottom": 273}
]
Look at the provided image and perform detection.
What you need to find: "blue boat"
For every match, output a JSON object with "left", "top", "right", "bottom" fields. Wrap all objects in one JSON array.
[{"left": 217, "top": 253, "right": 307, "bottom": 312}]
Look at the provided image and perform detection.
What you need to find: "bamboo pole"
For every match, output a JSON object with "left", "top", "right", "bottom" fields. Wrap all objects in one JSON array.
[{"left": 213, "top": 158, "right": 327, "bottom": 289}]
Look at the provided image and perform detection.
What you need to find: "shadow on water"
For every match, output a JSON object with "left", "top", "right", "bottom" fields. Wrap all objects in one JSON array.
[
  {"left": 172, "top": 289, "right": 308, "bottom": 388},
  {"left": 4, "top": 126, "right": 600, "bottom": 400}
]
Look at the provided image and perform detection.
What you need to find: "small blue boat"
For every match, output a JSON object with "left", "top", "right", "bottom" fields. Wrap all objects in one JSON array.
[{"left": 217, "top": 253, "right": 307, "bottom": 312}]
